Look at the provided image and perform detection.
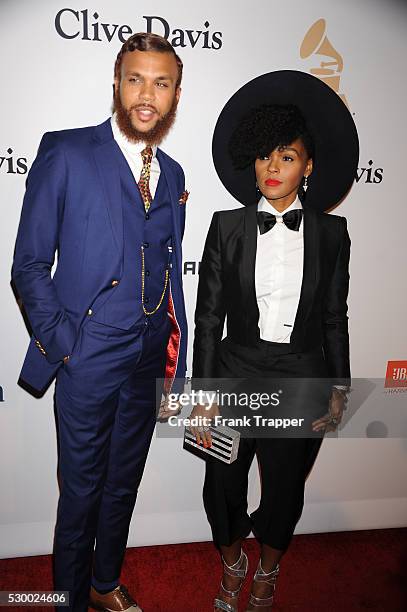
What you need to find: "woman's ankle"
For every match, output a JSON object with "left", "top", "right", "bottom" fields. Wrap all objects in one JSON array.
[
  {"left": 220, "top": 540, "right": 243, "bottom": 568},
  {"left": 222, "top": 548, "right": 243, "bottom": 568}
]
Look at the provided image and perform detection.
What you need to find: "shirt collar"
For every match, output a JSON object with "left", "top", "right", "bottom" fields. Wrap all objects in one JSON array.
[
  {"left": 111, "top": 113, "right": 157, "bottom": 158},
  {"left": 257, "top": 195, "right": 302, "bottom": 216}
]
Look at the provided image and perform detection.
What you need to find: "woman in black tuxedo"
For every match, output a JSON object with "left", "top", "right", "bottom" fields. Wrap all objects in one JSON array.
[{"left": 190, "top": 71, "right": 358, "bottom": 611}]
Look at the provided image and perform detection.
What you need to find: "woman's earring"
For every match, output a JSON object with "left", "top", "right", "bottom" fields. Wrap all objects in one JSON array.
[
  {"left": 256, "top": 182, "right": 261, "bottom": 193},
  {"left": 303, "top": 176, "right": 308, "bottom": 192}
]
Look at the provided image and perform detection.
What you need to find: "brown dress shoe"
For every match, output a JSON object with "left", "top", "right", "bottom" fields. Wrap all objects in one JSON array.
[{"left": 89, "top": 585, "right": 142, "bottom": 611}]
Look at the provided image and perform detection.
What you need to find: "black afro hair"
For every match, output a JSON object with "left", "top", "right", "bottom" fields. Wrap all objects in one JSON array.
[{"left": 229, "top": 104, "right": 315, "bottom": 170}]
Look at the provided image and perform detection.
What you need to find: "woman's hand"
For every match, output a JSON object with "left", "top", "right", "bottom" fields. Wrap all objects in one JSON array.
[
  {"left": 189, "top": 403, "right": 220, "bottom": 447},
  {"left": 312, "top": 388, "right": 347, "bottom": 433}
]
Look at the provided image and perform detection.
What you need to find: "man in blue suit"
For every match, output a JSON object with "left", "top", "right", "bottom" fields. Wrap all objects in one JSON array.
[{"left": 12, "top": 33, "right": 188, "bottom": 612}]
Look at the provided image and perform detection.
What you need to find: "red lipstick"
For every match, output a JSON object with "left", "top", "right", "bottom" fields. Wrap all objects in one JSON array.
[{"left": 265, "top": 179, "right": 282, "bottom": 186}]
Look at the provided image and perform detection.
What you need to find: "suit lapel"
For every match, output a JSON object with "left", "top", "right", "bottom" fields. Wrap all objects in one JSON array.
[
  {"left": 156, "top": 149, "right": 182, "bottom": 274},
  {"left": 92, "top": 128, "right": 182, "bottom": 270},
  {"left": 241, "top": 204, "right": 260, "bottom": 318},
  {"left": 292, "top": 207, "right": 320, "bottom": 331},
  {"left": 92, "top": 120, "right": 123, "bottom": 257}
]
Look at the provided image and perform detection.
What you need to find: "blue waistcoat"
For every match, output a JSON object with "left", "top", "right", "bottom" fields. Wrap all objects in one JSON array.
[{"left": 91, "top": 143, "right": 172, "bottom": 330}]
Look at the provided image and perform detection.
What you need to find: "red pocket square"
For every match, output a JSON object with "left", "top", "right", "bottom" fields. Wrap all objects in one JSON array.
[{"left": 179, "top": 190, "right": 189, "bottom": 204}]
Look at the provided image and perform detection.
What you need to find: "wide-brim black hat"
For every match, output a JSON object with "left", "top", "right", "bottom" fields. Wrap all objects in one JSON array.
[{"left": 212, "top": 70, "right": 359, "bottom": 211}]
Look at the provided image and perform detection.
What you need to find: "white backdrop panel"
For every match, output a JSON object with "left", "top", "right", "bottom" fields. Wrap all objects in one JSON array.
[{"left": 1, "top": 0, "right": 406, "bottom": 557}]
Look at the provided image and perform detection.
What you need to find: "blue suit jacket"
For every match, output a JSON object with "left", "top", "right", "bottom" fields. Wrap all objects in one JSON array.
[{"left": 12, "top": 118, "right": 187, "bottom": 393}]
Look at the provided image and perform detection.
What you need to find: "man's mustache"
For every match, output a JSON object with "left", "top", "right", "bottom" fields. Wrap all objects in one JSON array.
[{"left": 130, "top": 104, "right": 159, "bottom": 114}]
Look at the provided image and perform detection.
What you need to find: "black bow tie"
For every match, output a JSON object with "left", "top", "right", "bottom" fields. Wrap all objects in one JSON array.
[{"left": 257, "top": 209, "right": 303, "bottom": 234}]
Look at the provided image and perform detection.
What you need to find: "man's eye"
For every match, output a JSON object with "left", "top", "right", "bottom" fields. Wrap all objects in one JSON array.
[
  {"left": 156, "top": 82, "right": 168, "bottom": 88},
  {"left": 129, "top": 78, "right": 140, "bottom": 83}
]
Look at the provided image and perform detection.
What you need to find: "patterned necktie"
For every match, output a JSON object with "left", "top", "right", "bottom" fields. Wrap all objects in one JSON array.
[
  {"left": 138, "top": 146, "right": 153, "bottom": 212},
  {"left": 257, "top": 209, "right": 303, "bottom": 234}
]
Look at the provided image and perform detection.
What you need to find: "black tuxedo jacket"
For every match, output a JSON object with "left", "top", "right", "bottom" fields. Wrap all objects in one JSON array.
[{"left": 193, "top": 204, "right": 351, "bottom": 383}]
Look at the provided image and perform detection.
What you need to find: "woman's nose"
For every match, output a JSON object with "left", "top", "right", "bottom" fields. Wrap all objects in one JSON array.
[{"left": 267, "top": 156, "right": 280, "bottom": 173}]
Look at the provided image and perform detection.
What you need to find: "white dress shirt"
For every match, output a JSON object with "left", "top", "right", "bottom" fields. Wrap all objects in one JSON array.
[
  {"left": 255, "top": 196, "right": 304, "bottom": 343},
  {"left": 111, "top": 114, "right": 160, "bottom": 196}
]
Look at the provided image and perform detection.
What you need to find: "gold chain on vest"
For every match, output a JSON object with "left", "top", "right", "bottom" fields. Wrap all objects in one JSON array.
[{"left": 141, "top": 245, "right": 169, "bottom": 316}]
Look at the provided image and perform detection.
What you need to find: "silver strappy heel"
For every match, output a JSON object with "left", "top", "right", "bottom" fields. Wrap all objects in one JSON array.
[
  {"left": 246, "top": 561, "right": 279, "bottom": 610},
  {"left": 214, "top": 550, "right": 248, "bottom": 612}
]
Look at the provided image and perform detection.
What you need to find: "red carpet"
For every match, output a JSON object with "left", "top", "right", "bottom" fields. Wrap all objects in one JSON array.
[{"left": 0, "top": 529, "right": 406, "bottom": 611}]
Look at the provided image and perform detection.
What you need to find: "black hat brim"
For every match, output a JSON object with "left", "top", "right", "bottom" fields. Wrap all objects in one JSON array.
[{"left": 212, "top": 70, "right": 359, "bottom": 211}]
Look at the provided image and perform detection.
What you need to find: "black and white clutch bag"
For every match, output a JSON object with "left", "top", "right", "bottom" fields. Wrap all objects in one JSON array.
[{"left": 183, "top": 424, "right": 240, "bottom": 464}]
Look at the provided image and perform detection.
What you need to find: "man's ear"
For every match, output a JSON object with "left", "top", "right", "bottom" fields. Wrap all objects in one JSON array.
[{"left": 175, "top": 86, "right": 181, "bottom": 103}]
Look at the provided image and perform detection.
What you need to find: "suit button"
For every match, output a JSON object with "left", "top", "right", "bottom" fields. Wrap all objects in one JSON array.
[
  {"left": 143, "top": 242, "right": 149, "bottom": 248},
  {"left": 111, "top": 280, "right": 119, "bottom": 287},
  {"left": 144, "top": 297, "right": 150, "bottom": 304},
  {"left": 87, "top": 309, "right": 93, "bottom": 315},
  {"left": 145, "top": 270, "right": 150, "bottom": 276},
  {"left": 145, "top": 213, "right": 150, "bottom": 220}
]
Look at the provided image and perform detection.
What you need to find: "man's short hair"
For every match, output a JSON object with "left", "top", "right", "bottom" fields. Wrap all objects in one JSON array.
[{"left": 114, "top": 32, "right": 183, "bottom": 88}]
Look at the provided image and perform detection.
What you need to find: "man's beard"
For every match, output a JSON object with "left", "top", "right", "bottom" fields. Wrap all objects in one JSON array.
[{"left": 113, "top": 89, "right": 178, "bottom": 145}]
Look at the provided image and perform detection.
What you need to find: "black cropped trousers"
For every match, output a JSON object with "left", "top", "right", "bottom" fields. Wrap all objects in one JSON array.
[{"left": 202, "top": 337, "right": 330, "bottom": 551}]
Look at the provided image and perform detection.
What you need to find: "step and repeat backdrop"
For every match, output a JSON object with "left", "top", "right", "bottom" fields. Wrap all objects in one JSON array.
[{"left": 1, "top": 0, "right": 406, "bottom": 557}]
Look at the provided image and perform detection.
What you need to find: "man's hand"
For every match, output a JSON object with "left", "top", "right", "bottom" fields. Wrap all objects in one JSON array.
[
  {"left": 312, "top": 388, "right": 346, "bottom": 433},
  {"left": 157, "top": 395, "right": 182, "bottom": 421},
  {"left": 189, "top": 403, "right": 220, "bottom": 448}
]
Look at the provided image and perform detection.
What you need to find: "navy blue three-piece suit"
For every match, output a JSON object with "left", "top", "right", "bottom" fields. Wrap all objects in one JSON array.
[{"left": 12, "top": 118, "right": 188, "bottom": 611}]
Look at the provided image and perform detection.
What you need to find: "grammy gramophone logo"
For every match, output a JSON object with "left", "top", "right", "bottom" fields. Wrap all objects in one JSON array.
[{"left": 300, "top": 18, "right": 348, "bottom": 108}]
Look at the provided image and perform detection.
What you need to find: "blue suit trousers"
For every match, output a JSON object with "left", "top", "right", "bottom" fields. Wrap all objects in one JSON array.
[{"left": 53, "top": 317, "right": 170, "bottom": 611}]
